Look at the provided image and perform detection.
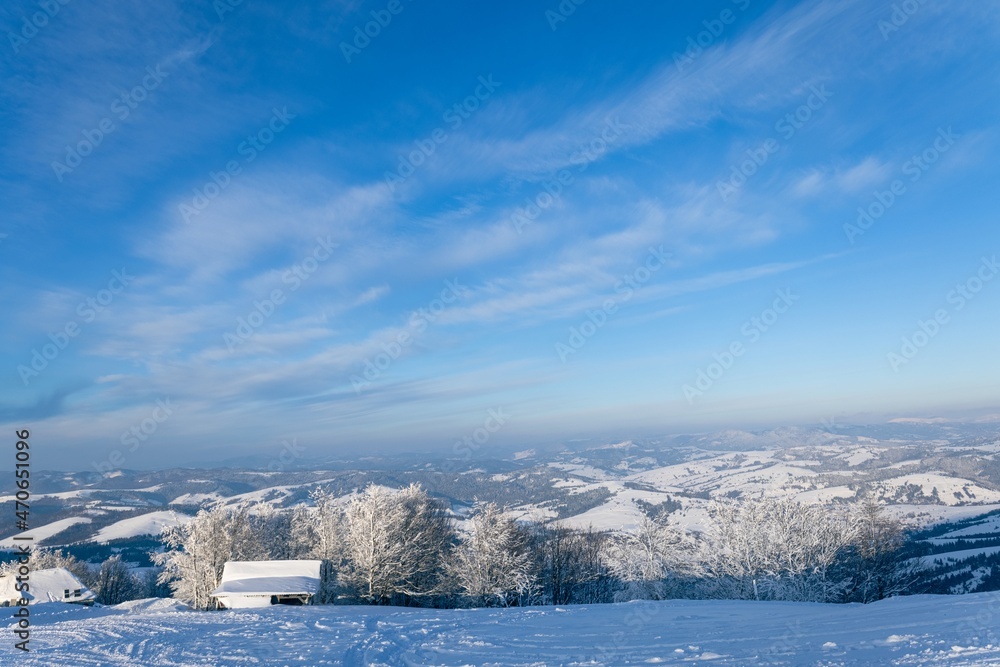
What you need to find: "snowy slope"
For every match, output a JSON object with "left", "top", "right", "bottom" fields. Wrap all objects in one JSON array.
[
  {"left": 887, "top": 503, "right": 1000, "bottom": 526},
  {"left": 0, "top": 489, "right": 91, "bottom": 503},
  {"left": 920, "top": 546, "right": 1000, "bottom": 567},
  {"left": 9, "top": 593, "right": 1000, "bottom": 666},
  {"left": 935, "top": 514, "right": 1000, "bottom": 540},
  {"left": 88, "top": 511, "right": 192, "bottom": 543},
  {"left": 0, "top": 517, "right": 91, "bottom": 548},
  {"left": 887, "top": 473, "right": 1000, "bottom": 504},
  {"left": 557, "top": 485, "right": 670, "bottom": 531}
]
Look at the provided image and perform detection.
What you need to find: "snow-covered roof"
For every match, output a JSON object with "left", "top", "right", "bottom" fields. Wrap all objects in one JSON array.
[
  {"left": 211, "top": 560, "right": 321, "bottom": 597},
  {"left": 0, "top": 567, "right": 95, "bottom": 604}
]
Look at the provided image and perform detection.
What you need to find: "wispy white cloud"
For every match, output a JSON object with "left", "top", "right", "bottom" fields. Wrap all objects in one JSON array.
[
  {"left": 791, "top": 156, "right": 893, "bottom": 197},
  {"left": 5, "top": 0, "right": 999, "bottom": 466},
  {"left": 146, "top": 177, "right": 392, "bottom": 282},
  {"left": 403, "top": 0, "right": 865, "bottom": 189}
]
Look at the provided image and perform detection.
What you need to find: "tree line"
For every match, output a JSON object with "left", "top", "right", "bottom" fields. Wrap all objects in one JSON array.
[{"left": 153, "top": 484, "right": 918, "bottom": 610}]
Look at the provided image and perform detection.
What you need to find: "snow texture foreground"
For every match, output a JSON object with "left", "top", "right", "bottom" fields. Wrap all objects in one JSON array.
[{"left": 5, "top": 593, "right": 1000, "bottom": 666}]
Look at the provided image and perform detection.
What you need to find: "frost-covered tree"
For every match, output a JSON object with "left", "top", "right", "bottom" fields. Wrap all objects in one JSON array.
[
  {"left": 298, "top": 488, "right": 342, "bottom": 562},
  {"left": 153, "top": 502, "right": 264, "bottom": 609},
  {"left": 841, "top": 496, "right": 917, "bottom": 602},
  {"left": 250, "top": 503, "right": 295, "bottom": 560},
  {"left": 703, "top": 498, "right": 772, "bottom": 600},
  {"left": 704, "top": 496, "right": 852, "bottom": 602},
  {"left": 288, "top": 504, "right": 321, "bottom": 559},
  {"left": 449, "top": 502, "right": 533, "bottom": 607},
  {"left": 601, "top": 516, "right": 697, "bottom": 601},
  {"left": 141, "top": 568, "right": 172, "bottom": 599},
  {"left": 530, "top": 526, "right": 613, "bottom": 605},
  {"left": 93, "top": 555, "right": 141, "bottom": 605},
  {"left": 339, "top": 484, "right": 454, "bottom": 604},
  {"left": 288, "top": 489, "right": 348, "bottom": 603}
]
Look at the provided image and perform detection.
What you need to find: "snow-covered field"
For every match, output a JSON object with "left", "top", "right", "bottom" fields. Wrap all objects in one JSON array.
[
  {"left": 0, "top": 517, "right": 91, "bottom": 549},
  {"left": 8, "top": 593, "right": 1000, "bottom": 666},
  {"left": 88, "top": 511, "right": 191, "bottom": 543}
]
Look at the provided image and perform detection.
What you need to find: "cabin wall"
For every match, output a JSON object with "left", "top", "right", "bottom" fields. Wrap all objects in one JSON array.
[{"left": 215, "top": 594, "right": 313, "bottom": 609}]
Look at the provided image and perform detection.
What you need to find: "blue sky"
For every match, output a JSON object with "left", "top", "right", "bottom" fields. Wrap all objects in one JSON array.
[{"left": 2, "top": 0, "right": 999, "bottom": 470}]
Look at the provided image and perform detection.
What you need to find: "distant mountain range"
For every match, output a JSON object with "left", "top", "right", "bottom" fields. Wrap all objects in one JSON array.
[{"left": 5, "top": 423, "right": 1000, "bottom": 593}]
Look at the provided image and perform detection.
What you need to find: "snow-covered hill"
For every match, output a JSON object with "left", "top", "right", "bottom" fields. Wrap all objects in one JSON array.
[
  {"left": 87, "top": 511, "right": 192, "bottom": 543},
  {"left": 9, "top": 592, "right": 1000, "bottom": 666},
  {"left": 0, "top": 517, "right": 91, "bottom": 549}
]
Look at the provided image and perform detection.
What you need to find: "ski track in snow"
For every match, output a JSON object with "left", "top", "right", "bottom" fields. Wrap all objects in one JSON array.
[{"left": 6, "top": 593, "right": 1000, "bottom": 666}]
